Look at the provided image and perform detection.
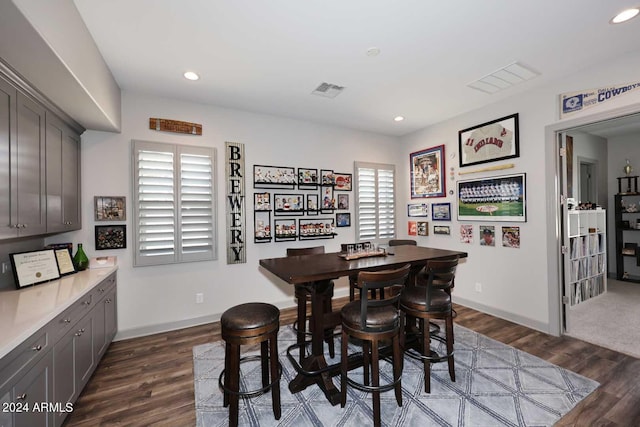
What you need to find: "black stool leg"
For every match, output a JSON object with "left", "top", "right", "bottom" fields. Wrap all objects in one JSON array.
[
  {"left": 421, "top": 319, "right": 431, "bottom": 393},
  {"left": 392, "top": 334, "right": 403, "bottom": 406},
  {"left": 446, "top": 314, "right": 455, "bottom": 382},
  {"left": 261, "top": 340, "right": 269, "bottom": 387},
  {"left": 269, "top": 335, "right": 281, "bottom": 420},
  {"left": 371, "top": 340, "right": 381, "bottom": 427},
  {"left": 228, "top": 343, "right": 240, "bottom": 427},
  {"left": 223, "top": 343, "right": 231, "bottom": 407}
]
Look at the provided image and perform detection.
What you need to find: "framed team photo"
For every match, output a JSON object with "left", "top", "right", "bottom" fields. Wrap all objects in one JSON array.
[
  {"left": 458, "top": 113, "right": 519, "bottom": 167},
  {"left": 457, "top": 173, "right": 526, "bottom": 222}
]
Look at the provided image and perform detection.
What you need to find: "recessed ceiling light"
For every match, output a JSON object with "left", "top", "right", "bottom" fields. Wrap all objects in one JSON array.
[
  {"left": 366, "top": 47, "right": 380, "bottom": 57},
  {"left": 183, "top": 71, "right": 200, "bottom": 81},
  {"left": 394, "top": 116, "right": 405, "bottom": 122},
  {"left": 611, "top": 8, "right": 639, "bottom": 24}
]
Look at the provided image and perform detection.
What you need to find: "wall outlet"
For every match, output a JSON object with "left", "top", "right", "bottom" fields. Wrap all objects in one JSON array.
[
  {"left": 1, "top": 262, "right": 10, "bottom": 274},
  {"left": 196, "top": 293, "right": 204, "bottom": 304},
  {"left": 475, "top": 282, "right": 482, "bottom": 292}
]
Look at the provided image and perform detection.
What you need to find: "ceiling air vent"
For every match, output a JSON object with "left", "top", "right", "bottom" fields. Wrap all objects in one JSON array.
[
  {"left": 467, "top": 61, "right": 540, "bottom": 94},
  {"left": 311, "top": 82, "right": 345, "bottom": 98}
]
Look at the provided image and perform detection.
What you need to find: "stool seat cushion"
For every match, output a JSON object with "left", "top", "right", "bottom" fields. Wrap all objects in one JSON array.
[
  {"left": 400, "top": 287, "right": 451, "bottom": 312},
  {"left": 341, "top": 301, "right": 398, "bottom": 332},
  {"left": 222, "top": 302, "right": 280, "bottom": 331}
]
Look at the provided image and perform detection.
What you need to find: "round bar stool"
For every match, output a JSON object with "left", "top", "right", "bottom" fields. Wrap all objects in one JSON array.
[{"left": 218, "top": 302, "right": 282, "bottom": 427}]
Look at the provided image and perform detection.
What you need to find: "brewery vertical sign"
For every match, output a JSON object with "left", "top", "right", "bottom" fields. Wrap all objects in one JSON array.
[{"left": 226, "top": 142, "right": 246, "bottom": 264}]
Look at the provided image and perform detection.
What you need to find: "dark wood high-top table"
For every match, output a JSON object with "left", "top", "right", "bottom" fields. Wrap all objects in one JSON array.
[{"left": 259, "top": 245, "right": 467, "bottom": 405}]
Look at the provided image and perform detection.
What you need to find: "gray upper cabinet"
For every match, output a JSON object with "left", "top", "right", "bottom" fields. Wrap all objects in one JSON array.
[
  {"left": 46, "top": 112, "right": 81, "bottom": 233},
  {"left": 0, "top": 71, "right": 81, "bottom": 241}
]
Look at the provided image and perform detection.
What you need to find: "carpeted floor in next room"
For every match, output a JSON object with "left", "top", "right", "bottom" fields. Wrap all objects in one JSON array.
[
  {"left": 194, "top": 324, "right": 599, "bottom": 427},
  {"left": 566, "top": 278, "right": 640, "bottom": 359}
]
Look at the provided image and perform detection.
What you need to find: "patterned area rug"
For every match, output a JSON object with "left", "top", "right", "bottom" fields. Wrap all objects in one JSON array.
[{"left": 193, "top": 324, "right": 598, "bottom": 426}]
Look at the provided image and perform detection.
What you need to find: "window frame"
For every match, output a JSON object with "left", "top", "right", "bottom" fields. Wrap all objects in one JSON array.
[
  {"left": 354, "top": 161, "right": 396, "bottom": 244},
  {"left": 132, "top": 140, "right": 217, "bottom": 267}
]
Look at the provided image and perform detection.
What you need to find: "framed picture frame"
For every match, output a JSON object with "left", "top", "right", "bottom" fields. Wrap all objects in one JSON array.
[
  {"left": 502, "top": 226, "right": 521, "bottom": 248},
  {"left": 254, "top": 165, "right": 296, "bottom": 189},
  {"left": 337, "top": 194, "right": 349, "bottom": 210},
  {"left": 457, "top": 173, "right": 526, "bottom": 222},
  {"left": 407, "top": 203, "right": 428, "bottom": 217},
  {"left": 410, "top": 145, "right": 446, "bottom": 198},
  {"left": 417, "top": 221, "right": 429, "bottom": 236},
  {"left": 306, "top": 194, "right": 319, "bottom": 215},
  {"left": 10, "top": 249, "right": 61, "bottom": 288},
  {"left": 274, "top": 194, "right": 304, "bottom": 216},
  {"left": 299, "top": 218, "right": 336, "bottom": 239},
  {"left": 54, "top": 248, "right": 76, "bottom": 276},
  {"left": 431, "top": 202, "right": 451, "bottom": 221},
  {"left": 334, "top": 173, "right": 352, "bottom": 191},
  {"left": 433, "top": 225, "right": 451, "bottom": 235},
  {"left": 336, "top": 212, "right": 351, "bottom": 227},
  {"left": 298, "top": 167, "right": 319, "bottom": 189},
  {"left": 94, "top": 196, "right": 126, "bottom": 221},
  {"left": 479, "top": 225, "right": 496, "bottom": 247},
  {"left": 408, "top": 221, "right": 417, "bottom": 236},
  {"left": 458, "top": 113, "right": 519, "bottom": 168},
  {"left": 254, "top": 192, "right": 271, "bottom": 211},
  {"left": 321, "top": 186, "right": 335, "bottom": 211},
  {"left": 321, "top": 169, "right": 335, "bottom": 186},
  {"left": 95, "top": 225, "right": 127, "bottom": 250}
]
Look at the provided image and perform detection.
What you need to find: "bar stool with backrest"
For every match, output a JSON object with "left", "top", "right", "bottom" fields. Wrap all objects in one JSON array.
[
  {"left": 286, "top": 246, "right": 335, "bottom": 361},
  {"left": 219, "top": 302, "right": 282, "bottom": 427},
  {"left": 399, "top": 256, "right": 458, "bottom": 393},
  {"left": 340, "top": 264, "right": 410, "bottom": 427}
]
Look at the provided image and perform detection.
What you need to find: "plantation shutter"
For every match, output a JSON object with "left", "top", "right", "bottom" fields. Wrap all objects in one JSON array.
[
  {"left": 355, "top": 161, "right": 396, "bottom": 242},
  {"left": 133, "top": 140, "right": 216, "bottom": 267}
]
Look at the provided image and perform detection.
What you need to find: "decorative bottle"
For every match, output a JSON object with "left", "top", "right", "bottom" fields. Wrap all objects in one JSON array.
[{"left": 73, "top": 243, "right": 89, "bottom": 271}]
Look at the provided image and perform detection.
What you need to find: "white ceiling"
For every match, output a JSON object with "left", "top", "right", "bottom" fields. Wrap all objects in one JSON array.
[{"left": 72, "top": 0, "right": 640, "bottom": 137}]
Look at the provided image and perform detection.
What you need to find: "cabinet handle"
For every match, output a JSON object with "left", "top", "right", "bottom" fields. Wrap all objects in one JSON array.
[
  {"left": 16, "top": 393, "right": 26, "bottom": 401},
  {"left": 83, "top": 300, "right": 91, "bottom": 305},
  {"left": 106, "top": 298, "right": 112, "bottom": 304},
  {"left": 75, "top": 332, "right": 82, "bottom": 336},
  {"left": 21, "top": 224, "right": 27, "bottom": 228},
  {"left": 31, "top": 345, "right": 42, "bottom": 352},
  {"left": 98, "top": 288, "right": 105, "bottom": 293},
  {"left": 64, "top": 318, "right": 72, "bottom": 323}
]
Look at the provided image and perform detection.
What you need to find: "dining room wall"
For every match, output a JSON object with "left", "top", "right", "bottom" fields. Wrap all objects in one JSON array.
[
  {"left": 45, "top": 90, "right": 402, "bottom": 339},
  {"left": 398, "top": 52, "right": 640, "bottom": 334}
]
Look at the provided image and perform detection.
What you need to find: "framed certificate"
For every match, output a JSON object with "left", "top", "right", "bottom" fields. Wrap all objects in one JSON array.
[
  {"left": 54, "top": 249, "right": 76, "bottom": 276},
  {"left": 10, "top": 250, "right": 61, "bottom": 288}
]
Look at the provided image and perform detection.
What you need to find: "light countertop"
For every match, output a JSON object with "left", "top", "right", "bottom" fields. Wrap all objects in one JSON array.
[{"left": 0, "top": 266, "right": 118, "bottom": 359}]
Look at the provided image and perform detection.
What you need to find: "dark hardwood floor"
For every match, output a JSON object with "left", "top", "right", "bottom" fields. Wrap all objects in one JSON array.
[{"left": 65, "top": 299, "right": 640, "bottom": 426}]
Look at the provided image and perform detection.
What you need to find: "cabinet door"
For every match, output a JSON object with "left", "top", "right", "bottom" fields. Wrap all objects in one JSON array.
[
  {"left": 74, "top": 315, "right": 95, "bottom": 389},
  {"left": 0, "top": 76, "right": 17, "bottom": 240},
  {"left": 15, "top": 92, "right": 46, "bottom": 236},
  {"left": 0, "top": 390, "right": 13, "bottom": 427},
  {"left": 13, "top": 351, "right": 53, "bottom": 427},
  {"left": 52, "top": 329, "right": 77, "bottom": 426},
  {"left": 95, "top": 286, "right": 117, "bottom": 357},
  {"left": 46, "top": 113, "right": 81, "bottom": 233}
]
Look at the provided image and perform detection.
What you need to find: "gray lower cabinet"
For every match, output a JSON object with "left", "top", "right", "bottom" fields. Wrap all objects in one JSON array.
[{"left": 0, "top": 272, "right": 117, "bottom": 427}]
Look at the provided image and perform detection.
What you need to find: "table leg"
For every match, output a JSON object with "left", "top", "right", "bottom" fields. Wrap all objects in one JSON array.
[{"left": 288, "top": 279, "right": 341, "bottom": 406}]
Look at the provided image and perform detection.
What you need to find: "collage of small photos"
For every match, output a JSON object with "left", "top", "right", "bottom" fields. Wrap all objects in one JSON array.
[{"left": 253, "top": 165, "right": 352, "bottom": 243}]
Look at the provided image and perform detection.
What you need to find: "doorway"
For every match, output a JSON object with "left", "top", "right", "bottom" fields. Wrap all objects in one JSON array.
[{"left": 578, "top": 158, "right": 597, "bottom": 204}]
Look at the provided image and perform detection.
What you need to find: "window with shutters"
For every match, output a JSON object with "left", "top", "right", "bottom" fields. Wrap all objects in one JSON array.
[
  {"left": 354, "top": 161, "right": 396, "bottom": 243},
  {"left": 132, "top": 140, "right": 217, "bottom": 266}
]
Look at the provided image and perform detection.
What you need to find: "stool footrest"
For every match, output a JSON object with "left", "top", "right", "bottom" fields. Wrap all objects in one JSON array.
[
  {"left": 402, "top": 333, "right": 453, "bottom": 363},
  {"left": 218, "top": 355, "right": 282, "bottom": 398}
]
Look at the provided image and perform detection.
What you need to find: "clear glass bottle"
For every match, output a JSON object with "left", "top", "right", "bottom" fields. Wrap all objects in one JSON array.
[{"left": 73, "top": 243, "right": 89, "bottom": 271}]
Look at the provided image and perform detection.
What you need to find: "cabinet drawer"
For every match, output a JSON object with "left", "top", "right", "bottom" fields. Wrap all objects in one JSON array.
[
  {"left": 0, "top": 330, "right": 49, "bottom": 391},
  {"left": 51, "top": 294, "right": 93, "bottom": 341},
  {"left": 92, "top": 273, "right": 116, "bottom": 303}
]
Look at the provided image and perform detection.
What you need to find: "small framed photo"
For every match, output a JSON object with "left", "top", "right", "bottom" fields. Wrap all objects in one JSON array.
[
  {"left": 431, "top": 202, "right": 451, "bottom": 221},
  {"left": 337, "top": 194, "right": 349, "bottom": 210},
  {"left": 95, "top": 225, "right": 127, "bottom": 250},
  {"left": 306, "top": 194, "right": 319, "bottom": 215},
  {"left": 336, "top": 212, "right": 351, "bottom": 227},
  {"left": 94, "top": 196, "right": 126, "bottom": 221},
  {"left": 298, "top": 167, "right": 319, "bottom": 188},
  {"left": 502, "top": 226, "right": 520, "bottom": 248},
  {"left": 321, "top": 169, "right": 335, "bottom": 186},
  {"left": 408, "top": 221, "right": 417, "bottom": 236},
  {"left": 334, "top": 173, "right": 352, "bottom": 191},
  {"left": 408, "top": 203, "right": 428, "bottom": 217},
  {"left": 479, "top": 225, "right": 496, "bottom": 246},
  {"left": 417, "top": 221, "right": 429, "bottom": 236},
  {"left": 254, "top": 192, "right": 271, "bottom": 211},
  {"left": 433, "top": 225, "right": 451, "bottom": 235}
]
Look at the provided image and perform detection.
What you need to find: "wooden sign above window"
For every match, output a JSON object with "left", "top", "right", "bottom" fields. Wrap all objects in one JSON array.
[{"left": 149, "top": 118, "right": 202, "bottom": 135}]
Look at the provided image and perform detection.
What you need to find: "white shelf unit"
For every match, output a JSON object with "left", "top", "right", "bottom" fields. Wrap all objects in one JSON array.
[{"left": 566, "top": 209, "right": 607, "bottom": 306}]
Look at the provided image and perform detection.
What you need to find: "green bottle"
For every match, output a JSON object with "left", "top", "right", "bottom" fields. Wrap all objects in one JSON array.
[{"left": 73, "top": 243, "right": 89, "bottom": 271}]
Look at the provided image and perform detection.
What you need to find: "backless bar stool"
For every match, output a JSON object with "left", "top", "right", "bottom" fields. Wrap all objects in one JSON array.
[{"left": 219, "top": 302, "right": 282, "bottom": 427}]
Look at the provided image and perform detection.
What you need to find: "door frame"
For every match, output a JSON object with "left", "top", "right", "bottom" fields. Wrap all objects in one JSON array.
[{"left": 545, "top": 102, "right": 640, "bottom": 336}]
